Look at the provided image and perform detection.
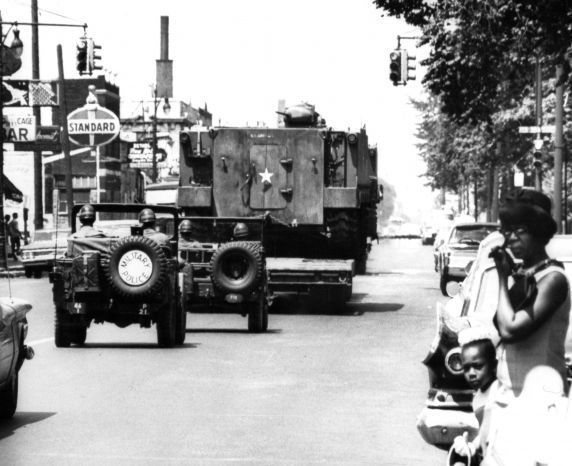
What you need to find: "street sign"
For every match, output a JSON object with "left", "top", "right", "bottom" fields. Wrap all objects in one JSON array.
[
  {"left": 2, "top": 114, "right": 36, "bottom": 142},
  {"left": 11, "top": 125, "right": 62, "bottom": 152},
  {"left": 127, "top": 142, "right": 167, "bottom": 168},
  {"left": 518, "top": 125, "right": 556, "bottom": 134},
  {"left": 67, "top": 105, "right": 120, "bottom": 147},
  {"left": 1, "top": 80, "right": 58, "bottom": 106}
]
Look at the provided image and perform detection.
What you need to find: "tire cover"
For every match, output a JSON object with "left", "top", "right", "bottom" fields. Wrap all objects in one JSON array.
[
  {"left": 104, "top": 236, "right": 168, "bottom": 301},
  {"left": 210, "top": 241, "right": 263, "bottom": 294}
]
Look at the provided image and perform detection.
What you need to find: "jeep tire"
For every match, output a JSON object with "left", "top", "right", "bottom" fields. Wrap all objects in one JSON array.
[
  {"left": 175, "top": 284, "right": 187, "bottom": 346},
  {"left": 156, "top": 283, "right": 177, "bottom": 348},
  {"left": 247, "top": 293, "right": 268, "bottom": 333},
  {"left": 211, "top": 241, "right": 263, "bottom": 294},
  {"left": 55, "top": 307, "right": 72, "bottom": 348},
  {"left": 104, "top": 236, "right": 169, "bottom": 301}
]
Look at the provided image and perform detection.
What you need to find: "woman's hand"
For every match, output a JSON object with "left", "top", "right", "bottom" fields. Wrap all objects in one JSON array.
[{"left": 489, "top": 246, "right": 513, "bottom": 279}]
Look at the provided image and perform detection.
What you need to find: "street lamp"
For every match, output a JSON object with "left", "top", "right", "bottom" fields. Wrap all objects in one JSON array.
[
  {"left": 151, "top": 86, "right": 170, "bottom": 183},
  {"left": 0, "top": 18, "right": 25, "bottom": 269}
]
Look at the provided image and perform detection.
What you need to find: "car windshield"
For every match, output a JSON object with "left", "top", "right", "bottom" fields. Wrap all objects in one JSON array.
[{"left": 451, "top": 225, "right": 497, "bottom": 244}]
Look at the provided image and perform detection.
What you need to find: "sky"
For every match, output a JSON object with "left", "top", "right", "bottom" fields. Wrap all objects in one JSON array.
[{"left": 3, "top": 0, "right": 437, "bottom": 220}]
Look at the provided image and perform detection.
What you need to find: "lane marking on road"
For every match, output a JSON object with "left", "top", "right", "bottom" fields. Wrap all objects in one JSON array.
[{"left": 27, "top": 337, "right": 55, "bottom": 346}]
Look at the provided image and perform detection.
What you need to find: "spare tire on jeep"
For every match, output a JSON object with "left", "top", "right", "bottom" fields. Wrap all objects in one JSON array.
[
  {"left": 103, "top": 236, "right": 169, "bottom": 301},
  {"left": 210, "top": 241, "right": 263, "bottom": 294}
]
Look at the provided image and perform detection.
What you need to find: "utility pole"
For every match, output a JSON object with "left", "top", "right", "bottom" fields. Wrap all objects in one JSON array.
[
  {"left": 534, "top": 57, "right": 543, "bottom": 191},
  {"left": 32, "top": 0, "right": 43, "bottom": 230},
  {"left": 554, "top": 63, "right": 565, "bottom": 233},
  {"left": 57, "top": 45, "right": 74, "bottom": 227}
]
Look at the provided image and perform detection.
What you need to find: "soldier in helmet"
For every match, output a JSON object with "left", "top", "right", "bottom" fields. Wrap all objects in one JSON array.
[
  {"left": 70, "top": 204, "right": 106, "bottom": 238},
  {"left": 232, "top": 222, "right": 250, "bottom": 241},
  {"left": 139, "top": 208, "right": 170, "bottom": 245},
  {"left": 179, "top": 219, "right": 200, "bottom": 249}
]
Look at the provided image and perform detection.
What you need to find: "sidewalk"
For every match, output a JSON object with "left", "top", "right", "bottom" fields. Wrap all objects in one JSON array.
[{"left": 0, "top": 255, "right": 25, "bottom": 278}]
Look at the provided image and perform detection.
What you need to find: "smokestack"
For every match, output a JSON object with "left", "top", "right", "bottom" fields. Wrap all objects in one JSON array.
[
  {"left": 156, "top": 15, "right": 173, "bottom": 99},
  {"left": 160, "top": 16, "right": 169, "bottom": 60}
]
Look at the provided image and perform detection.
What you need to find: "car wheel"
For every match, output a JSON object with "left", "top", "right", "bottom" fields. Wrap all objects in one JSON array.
[
  {"left": 156, "top": 286, "right": 176, "bottom": 348},
  {"left": 247, "top": 294, "right": 268, "bottom": 333},
  {"left": 24, "top": 268, "right": 32, "bottom": 278},
  {"left": 211, "top": 241, "right": 263, "bottom": 294},
  {"left": 439, "top": 272, "right": 449, "bottom": 296},
  {"left": 54, "top": 307, "right": 72, "bottom": 348},
  {"left": 33, "top": 269, "right": 42, "bottom": 279},
  {"left": 0, "top": 373, "right": 18, "bottom": 419}
]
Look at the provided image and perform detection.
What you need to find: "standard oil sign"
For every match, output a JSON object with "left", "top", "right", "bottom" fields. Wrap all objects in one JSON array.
[{"left": 67, "top": 106, "right": 120, "bottom": 147}]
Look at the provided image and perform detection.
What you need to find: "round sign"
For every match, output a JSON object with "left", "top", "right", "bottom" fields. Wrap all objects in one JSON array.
[
  {"left": 118, "top": 249, "right": 153, "bottom": 286},
  {"left": 67, "top": 105, "right": 120, "bottom": 147}
]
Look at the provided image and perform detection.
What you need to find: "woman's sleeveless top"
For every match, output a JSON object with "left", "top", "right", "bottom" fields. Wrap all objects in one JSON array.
[{"left": 496, "top": 265, "right": 570, "bottom": 397}]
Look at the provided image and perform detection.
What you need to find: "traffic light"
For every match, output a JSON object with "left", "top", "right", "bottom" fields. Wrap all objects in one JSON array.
[
  {"left": 533, "top": 138, "right": 544, "bottom": 169},
  {"left": 533, "top": 150, "right": 543, "bottom": 169},
  {"left": 76, "top": 39, "right": 88, "bottom": 75},
  {"left": 389, "top": 50, "right": 402, "bottom": 86},
  {"left": 87, "top": 39, "right": 102, "bottom": 75},
  {"left": 402, "top": 50, "right": 416, "bottom": 82}
]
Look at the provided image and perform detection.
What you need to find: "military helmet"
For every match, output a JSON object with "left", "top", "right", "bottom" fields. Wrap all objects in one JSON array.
[
  {"left": 233, "top": 222, "right": 249, "bottom": 239},
  {"left": 179, "top": 219, "right": 193, "bottom": 234},
  {"left": 78, "top": 204, "right": 96, "bottom": 221},
  {"left": 139, "top": 208, "right": 156, "bottom": 224}
]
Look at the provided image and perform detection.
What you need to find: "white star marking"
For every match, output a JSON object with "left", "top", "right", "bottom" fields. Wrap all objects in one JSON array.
[{"left": 259, "top": 168, "right": 273, "bottom": 184}]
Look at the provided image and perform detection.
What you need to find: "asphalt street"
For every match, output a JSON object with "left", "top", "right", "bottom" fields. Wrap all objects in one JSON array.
[{"left": 0, "top": 239, "right": 449, "bottom": 465}]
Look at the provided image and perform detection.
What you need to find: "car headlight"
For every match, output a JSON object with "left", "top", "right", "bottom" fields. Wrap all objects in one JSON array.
[
  {"left": 445, "top": 347, "right": 464, "bottom": 375},
  {"left": 22, "top": 251, "right": 32, "bottom": 261}
]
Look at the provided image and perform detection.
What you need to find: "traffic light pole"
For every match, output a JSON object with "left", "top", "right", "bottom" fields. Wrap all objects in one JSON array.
[{"left": 0, "top": 16, "right": 8, "bottom": 268}]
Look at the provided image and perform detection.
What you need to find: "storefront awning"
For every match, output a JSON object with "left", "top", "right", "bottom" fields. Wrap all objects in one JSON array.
[{"left": 3, "top": 175, "right": 23, "bottom": 203}]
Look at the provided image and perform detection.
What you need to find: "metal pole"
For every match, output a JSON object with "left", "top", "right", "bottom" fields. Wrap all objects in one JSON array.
[
  {"left": 32, "top": 0, "right": 43, "bottom": 231},
  {"left": 57, "top": 44, "right": 74, "bottom": 227},
  {"left": 0, "top": 14, "right": 7, "bottom": 268},
  {"left": 535, "top": 57, "right": 543, "bottom": 191},
  {"left": 95, "top": 146, "right": 100, "bottom": 202},
  {"left": 152, "top": 88, "right": 158, "bottom": 183},
  {"left": 555, "top": 64, "right": 564, "bottom": 233}
]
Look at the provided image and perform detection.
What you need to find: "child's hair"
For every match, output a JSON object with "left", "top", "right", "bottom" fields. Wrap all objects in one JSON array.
[
  {"left": 462, "top": 339, "right": 497, "bottom": 365},
  {"left": 458, "top": 326, "right": 497, "bottom": 364}
]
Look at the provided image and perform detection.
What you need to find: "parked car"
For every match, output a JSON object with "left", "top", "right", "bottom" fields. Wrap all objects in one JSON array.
[
  {"left": 436, "top": 222, "right": 499, "bottom": 295},
  {"left": 417, "top": 232, "right": 572, "bottom": 450},
  {"left": 0, "top": 297, "right": 34, "bottom": 418},
  {"left": 421, "top": 209, "right": 454, "bottom": 246},
  {"left": 20, "top": 228, "right": 70, "bottom": 278},
  {"left": 49, "top": 204, "right": 186, "bottom": 348}
]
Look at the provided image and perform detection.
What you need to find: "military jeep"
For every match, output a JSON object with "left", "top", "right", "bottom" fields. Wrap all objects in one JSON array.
[
  {"left": 178, "top": 216, "right": 268, "bottom": 332},
  {"left": 49, "top": 204, "right": 186, "bottom": 348}
]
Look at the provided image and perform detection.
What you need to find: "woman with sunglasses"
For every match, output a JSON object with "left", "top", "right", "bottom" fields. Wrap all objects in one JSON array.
[{"left": 491, "top": 187, "right": 570, "bottom": 400}]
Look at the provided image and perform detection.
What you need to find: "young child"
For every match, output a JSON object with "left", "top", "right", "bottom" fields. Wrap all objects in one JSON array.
[{"left": 450, "top": 327, "right": 498, "bottom": 466}]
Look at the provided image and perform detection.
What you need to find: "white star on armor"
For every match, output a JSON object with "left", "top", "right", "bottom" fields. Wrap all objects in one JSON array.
[{"left": 259, "top": 168, "right": 273, "bottom": 184}]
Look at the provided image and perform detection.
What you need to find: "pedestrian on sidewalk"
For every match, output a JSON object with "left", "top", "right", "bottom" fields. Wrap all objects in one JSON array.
[{"left": 8, "top": 212, "right": 23, "bottom": 259}]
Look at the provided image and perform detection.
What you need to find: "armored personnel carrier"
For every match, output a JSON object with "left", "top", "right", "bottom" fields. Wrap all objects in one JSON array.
[
  {"left": 177, "top": 103, "right": 381, "bottom": 275},
  {"left": 176, "top": 104, "right": 381, "bottom": 314}
]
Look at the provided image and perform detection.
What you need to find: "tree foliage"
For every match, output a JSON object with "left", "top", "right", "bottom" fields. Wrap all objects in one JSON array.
[{"left": 373, "top": 0, "right": 572, "bottom": 198}]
